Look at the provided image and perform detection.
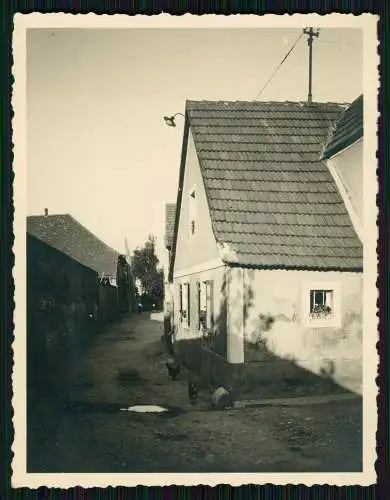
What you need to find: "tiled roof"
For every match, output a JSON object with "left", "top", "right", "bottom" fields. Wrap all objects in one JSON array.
[
  {"left": 164, "top": 203, "right": 176, "bottom": 249},
  {"left": 323, "top": 95, "right": 363, "bottom": 158},
  {"left": 27, "top": 214, "right": 119, "bottom": 276},
  {"left": 179, "top": 100, "right": 363, "bottom": 271}
]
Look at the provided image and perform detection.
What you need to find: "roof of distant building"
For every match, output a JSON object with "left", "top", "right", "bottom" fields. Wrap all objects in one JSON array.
[
  {"left": 27, "top": 213, "right": 119, "bottom": 276},
  {"left": 164, "top": 203, "right": 176, "bottom": 249},
  {"left": 323, "top": 94, "right": 363, "bottom": 158}
]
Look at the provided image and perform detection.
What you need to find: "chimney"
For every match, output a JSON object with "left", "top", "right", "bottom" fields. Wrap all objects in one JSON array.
[{"left": 44, "top": 208, "right": 48, "bottom": 216}]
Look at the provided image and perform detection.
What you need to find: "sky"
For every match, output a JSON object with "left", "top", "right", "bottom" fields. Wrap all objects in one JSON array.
[{"left": 26, "top": 27, "right": 362, "bottom": 269}]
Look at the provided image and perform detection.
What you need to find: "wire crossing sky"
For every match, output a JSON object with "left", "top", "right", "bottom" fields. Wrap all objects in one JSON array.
[
  {"left": 254, "top": 32, "right": 304, "bottom": 100},
  {"left": 27, "top": 28, "right": 362, "bottom": 268}
]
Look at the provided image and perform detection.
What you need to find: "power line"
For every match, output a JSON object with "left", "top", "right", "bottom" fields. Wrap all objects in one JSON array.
[
  {"left": 318, "top": 39, "right": 354, "bottom": 47},
  {"left": 254, "top": 32, "right": 304, "bottom": 100}
]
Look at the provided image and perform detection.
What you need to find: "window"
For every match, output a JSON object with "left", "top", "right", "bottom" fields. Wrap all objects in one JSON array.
[
  {"left": 179, "top": 282, "right": 190, "bottom": 327},
  {"left": 310, "top": 290, "right": 334, "bottom": 320},
  {"left": 197, "top": 280, "right": 214, "bottom": 333},
  {"left": 189, "top": 186, "right": 196, "bottom": 237},
  {"left": 302, "top": 281, "right": 341, "bottom": 328}
]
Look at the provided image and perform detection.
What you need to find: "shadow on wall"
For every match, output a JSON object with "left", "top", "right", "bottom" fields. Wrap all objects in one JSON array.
[
  {"left": 174, "top": 267, "right": 248, "bottom": 388},
  {"left": 175, "top": 330, "right": 359, "bottom": 399},
  {"left": 241, "top": 340, "right": 358, "bottom": 399},
  {"left": 202, "top": 271, "right": 229, "bottom": 358},
  {"left": 174, "top": 266, "right": 361, "bottom": 398},
  {"left": 27, "top": 234, "right": 99, "bottom": 396},
  {"left": 27, "top": 235, "right": 102, "bottom": 471},
  {"left": 243, "top": 320, "right": 362, "bottom": 395},
  {"left": 243, "top": 269, "right": 363, "bottom": 396},
  {"left": 98, "top": 280, "right": 118, "bottom": 323}
]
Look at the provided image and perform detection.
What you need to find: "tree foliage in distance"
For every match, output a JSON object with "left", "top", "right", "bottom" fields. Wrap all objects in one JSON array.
[{"left": 131, "top": 234, "right": 164, "bottom": 307}]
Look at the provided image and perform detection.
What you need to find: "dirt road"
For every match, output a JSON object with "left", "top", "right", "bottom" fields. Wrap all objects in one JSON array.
[{"left": 28, "top": 312, "right": 362, "bottom": 473}]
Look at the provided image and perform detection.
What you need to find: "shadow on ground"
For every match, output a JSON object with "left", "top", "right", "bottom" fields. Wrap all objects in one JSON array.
[{"left": 27, "top": 312, "right": 363, "bottom": 473}]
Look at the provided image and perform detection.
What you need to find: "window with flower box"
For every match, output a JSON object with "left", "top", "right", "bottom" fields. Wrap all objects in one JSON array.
[{"left": 302, "top": 281, "right": 341, "bottom": 328}]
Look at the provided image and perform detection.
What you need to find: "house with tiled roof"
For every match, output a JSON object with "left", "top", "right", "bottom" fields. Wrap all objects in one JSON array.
[
  {"left": 27, "top": 212, "right": 136, "bottom": 316},
  {"left": 323, "top": 94, "right": 363, "bottom": 236},
  {"left": 165, "top": 203, "right": 176, "bottom": 251},
  {"left": 168, "top": 99, "right": 364, "bottom": 394},
  {"left": 163, "top": 203, "right": 176, "bottom": 341},
  {"left": 164, "top": 203, "right": 176, "bottom": 285},
  {"left": 27, "top": 213, "right": 119, "bottom": 279}
]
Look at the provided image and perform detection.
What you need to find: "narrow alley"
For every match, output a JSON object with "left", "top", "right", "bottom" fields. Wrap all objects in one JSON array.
[{"left": 28, "top": 313, "right": 362, "bottom": 473}]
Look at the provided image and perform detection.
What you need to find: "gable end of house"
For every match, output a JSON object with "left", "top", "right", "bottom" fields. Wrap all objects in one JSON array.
[{"left": 171, "top": 99, "right": 363, "bottom": 273}]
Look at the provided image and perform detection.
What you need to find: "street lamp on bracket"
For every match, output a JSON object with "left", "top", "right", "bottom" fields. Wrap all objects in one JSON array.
[{"left": 163, "top": 112, "right": 185, "bottom": 127}]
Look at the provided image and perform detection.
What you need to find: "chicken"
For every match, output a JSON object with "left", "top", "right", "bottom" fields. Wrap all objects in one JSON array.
[
  {"left": 166, "top": 360, "right": 181, "bottom": 380},
  {"left": 188, "top": 379, "right": 198, "bottom": 404}
]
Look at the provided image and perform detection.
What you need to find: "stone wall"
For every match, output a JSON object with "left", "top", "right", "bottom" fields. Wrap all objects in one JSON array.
[
  {"left": 27, "top": 234, "right": 99, "bottom": 396},
  {"left": 98, "top": 280, "right": 118, "bottom": 323}
]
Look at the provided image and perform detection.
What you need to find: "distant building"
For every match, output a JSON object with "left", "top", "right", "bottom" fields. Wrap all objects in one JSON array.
[
  {"left": 117, "top": 254, "right": 137, "bottom": 314},
  {"left": 323, "top": 94, "right": 363, "bottom": 238},
  {"left": 164, "top": 203, "right": 176, "bottom": 270},
  {"left": 164, "top": 203, "right": 176, "bottom": 311},
  {"left": 163, "top": 204, "right": 176, "bottom": 342},
  {"left": 168, "top": 99, "right": 363, "bottom": 394},
  {"left": 27, "top": 213, "right": 119, "bottom": 279},
  {"left": 27, "top": 212, "right": 136, "bottom": 317}
]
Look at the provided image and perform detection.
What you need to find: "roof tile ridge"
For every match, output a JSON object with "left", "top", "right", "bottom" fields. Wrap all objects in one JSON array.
[
  {"left": 67, "top": 215, "right": 120, "bottom": 256},
  {"left": 237, "top": 249, "right": 361, "bottom": 257},
  {"left": 219, "top": 232, "right": 360, "bottom": 239},
  {"left": 27, "top": 212, "right": 69, "bottom": 218}
]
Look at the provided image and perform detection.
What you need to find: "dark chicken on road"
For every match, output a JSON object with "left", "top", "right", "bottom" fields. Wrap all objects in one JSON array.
[
  {"left": 166, "top": 360, "right": 181, "bottom": 380},
  {"left": 188, "top": 379, "right": 198, "bottom": 404}
]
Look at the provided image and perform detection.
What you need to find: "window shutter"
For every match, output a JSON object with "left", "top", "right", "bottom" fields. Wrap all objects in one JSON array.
[
  {"left": 325, "top": 291, "right": 332, "bottom": 308},
  {"left": 210, "top": 281, "right": 214, "bottom": 330},
  {"left": 187, "top": 282, "right": 191, "bottom": 327},
  {"left": 197, "top": 281, "right": 201, "bottom": 330},
  {"left": 179, "top": 284, "right": 183, "bottom": 322},
  {"left": 206, "top": 281, "right": 214, "bottom": 331}
]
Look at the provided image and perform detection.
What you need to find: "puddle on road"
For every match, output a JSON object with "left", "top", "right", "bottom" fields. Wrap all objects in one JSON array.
[
  {"left": 116, "top": 369, "right": 144, "bottom": 384},
  {"left": 63, "top": 401, "right": 122, "bottom": 414},
  {"left": 154, "top": 430, "right": 187, "bottom": 441},
  {"left": 102, "top": 335, "right": 136, "bottom": 342},
  {"left": 62, "top": 400, "right": 184, "bottom": 417},
  {"left": 73, "top": 381, "right": 95, "bottom": 391},
  {"left": 120, "top": 405, "right": 168, "bottom": 413}
]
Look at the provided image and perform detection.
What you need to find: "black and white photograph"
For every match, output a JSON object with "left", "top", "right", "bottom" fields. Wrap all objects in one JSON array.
[{"left": 12, "top": 13, "right": 378, "bottom": 487}]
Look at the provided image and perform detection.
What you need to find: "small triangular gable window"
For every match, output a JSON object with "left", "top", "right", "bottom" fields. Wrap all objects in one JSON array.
[{"left": 189, "top": 186, "right": 196, "bottom": 237}]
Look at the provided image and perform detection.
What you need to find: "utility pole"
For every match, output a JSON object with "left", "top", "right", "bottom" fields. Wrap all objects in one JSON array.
[{"left": 303, "top": 27, "right": 320, "bottom": 104}]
